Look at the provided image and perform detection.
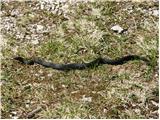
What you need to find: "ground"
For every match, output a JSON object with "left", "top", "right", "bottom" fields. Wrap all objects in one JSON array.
[{"left": 1, "top": 0, "right": 159, "bottom": 119}]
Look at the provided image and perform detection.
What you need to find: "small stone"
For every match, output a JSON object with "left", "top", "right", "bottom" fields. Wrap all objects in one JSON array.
[
  {"left": 36, "top": 25, "right": 44, "bottom": 32},
  {"left": 26, "top": 104, "right": 30, "bottom": 108},
  {"left": 11, "top": 111, "right": 17, "bottom": 115},
  {"left": 26, "top": 100, "right": 30, "bottom": 104},
  {"left": 12, "top": 46, "right": 18, "bottom": 53},
  {"left": 47, "top": 73, "right": 53, "bottom": 77},
  {"left": 31, "top": 39, "right": 39, "bottom": 45},
  {"left": 59, "top": 0, "right": 67, "bottom": 3},
  {"left": 39, "top": 69, "right": 43, "bottom": 74},
  {"left": 10, "top": 9, "right": 19, "bottom": 17},
  {"left": 134, "top": 109, "right": 141, "bottom": 114},
  {"left": 81, "top": 95, "right": 92, "bottom": 102},
  {"left": 35, "top": 73, "right": 39, "bottom": 76},
  {"left": 111, "top": 25, "right": 124, "bottom": 34},
  {"left": 40, "top": 4, "right": 45, "bottom": 10},
  {"left": 28, "top": 13, "right": 35, "bottom": 18},
  {"left": 151, "top": 100, "right": 159, "bottom": 106},
  {"left": 152, "top": 10, "right": 159, "bottom": 17},
  {"left": 155, "top": 73, "right": 158, "bottom": 77},
  {"left": 12, "top": 116, "right": 19, "bottom": 119},
  {"left": 103, "top": 108, "right": 107, "bottom": 113},
  {"left": 71, "top": 90, "right": 79, "bottom": 94},
  {"left": 40, "top": 76, "right": 45, "bottom": 80},
  {"left": 25, "top": 35, "right": 31, "bottom": 40}
]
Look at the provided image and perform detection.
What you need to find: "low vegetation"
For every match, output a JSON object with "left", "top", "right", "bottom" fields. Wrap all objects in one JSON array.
[{"left": 1, "top": 0, "right": 158, "bottom": 118}]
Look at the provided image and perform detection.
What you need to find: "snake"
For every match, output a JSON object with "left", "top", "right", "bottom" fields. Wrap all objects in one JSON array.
[{"left": 14, "top": 55, "right": 150, "bottom": 71}]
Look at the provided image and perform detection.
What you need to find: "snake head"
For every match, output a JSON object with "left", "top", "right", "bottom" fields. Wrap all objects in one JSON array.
[
  {"left": 13, "top": 56, "right": 34, "bottom": 65},
  {"left": 14, "top": 56, "right": 24, "bottom": 62}
]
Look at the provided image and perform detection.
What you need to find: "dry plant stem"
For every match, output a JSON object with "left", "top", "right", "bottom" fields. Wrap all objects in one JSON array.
[{"left": 27, "top": 106, "right": 42, "bottom": 118}]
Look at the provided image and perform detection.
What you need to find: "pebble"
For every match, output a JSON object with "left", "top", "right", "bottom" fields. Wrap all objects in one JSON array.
[
  {"left": 152, "top": 10, "right": 159, "bottom": 17},
  {"left": 47, "top": 73, "right": 53, "bottom": 77},
  {"left": 111, "top": 25, "right": 124, "bottom": 34},
  {"left": 81, "top": 95, "right": 92, "bottom": 102},
  {"left": 62, "top": 84, "right": 66, "bottom": 88},
  {"left": 36, "top": 25, "right": 44, "bottom": 32},
  {"left": 10, "top": 9, "right": 19, "bottom": 17},
  {"left": 12, "top": 116, "right": 19, "bottom": 119},
  {"left": 11, "top": 111, "right": 17, "bottom": 115},
  {"left": 31, "top": 39, "right": 39, "bottom": 45}
]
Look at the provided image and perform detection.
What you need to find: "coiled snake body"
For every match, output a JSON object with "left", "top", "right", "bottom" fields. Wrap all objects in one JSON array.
[{"left": 14, "top": 55, "right": 150, "bottom": 71}]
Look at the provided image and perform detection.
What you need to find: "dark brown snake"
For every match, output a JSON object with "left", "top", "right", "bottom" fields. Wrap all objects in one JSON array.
[{"left": 14, "top": 55, "right": 150, "bottom": 71}]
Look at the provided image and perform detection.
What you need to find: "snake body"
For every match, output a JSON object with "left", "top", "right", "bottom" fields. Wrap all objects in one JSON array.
[{"left": 14, "top": 55, "right": 150, "bottom": 71}]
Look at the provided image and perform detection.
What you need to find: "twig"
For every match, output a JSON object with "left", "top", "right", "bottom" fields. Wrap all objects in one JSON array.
[{"left": 27, "top": 106, "right": 42, "bottom": 118}]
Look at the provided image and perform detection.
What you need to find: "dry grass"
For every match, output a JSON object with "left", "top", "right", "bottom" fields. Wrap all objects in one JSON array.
[{"left": 1, "top": 0, "right": 159, "bottom": 119}]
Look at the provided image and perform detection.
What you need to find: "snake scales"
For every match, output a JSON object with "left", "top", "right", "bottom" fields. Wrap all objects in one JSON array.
[{"left": 14, "top": 55, "right": 150, "bottom": 71}]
